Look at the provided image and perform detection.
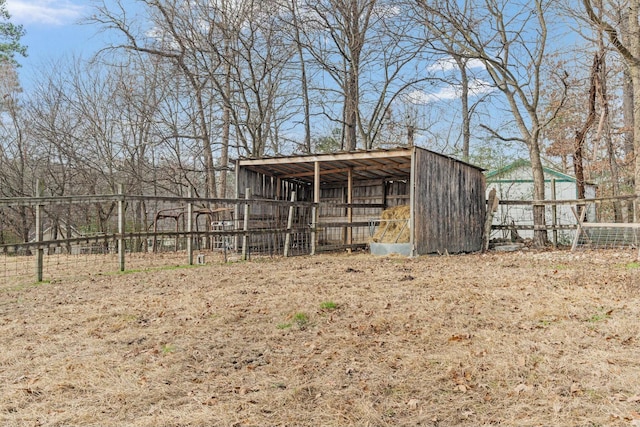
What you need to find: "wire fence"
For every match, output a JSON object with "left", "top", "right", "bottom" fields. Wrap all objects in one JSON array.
[
  {"left": 490, "top": 194, "right": 640, "bottom": 248},
  {"left": 0, "top": 190, "right": 316, "bottom": 288}
]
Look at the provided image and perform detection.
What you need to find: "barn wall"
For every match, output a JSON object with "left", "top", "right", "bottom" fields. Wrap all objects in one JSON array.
[
  {"left": 237, "top": 169, "right": 312, "bottom": 201},
  {"left": 319, "top": 180, "right": 409, "bottom": 245},
  {"left": 413, "top": 149, "right": 485, "bottom": 254}
]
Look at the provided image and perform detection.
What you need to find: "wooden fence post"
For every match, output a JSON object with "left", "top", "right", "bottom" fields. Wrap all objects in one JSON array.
[
  {"left": 35, "top": 179, "right": 44, "bottom": 282},
  {"left": 311, "top": 161, "right": 320, "bottom": 255},
  {"left": 347, "top": 167, "right": 353, "bottom": 252},
  {"left": 551, "top": 179, "right": 557, "bottom": 247},
  {"left": 284, "top": 191, "right": 296, "bottom": 257},
  {"left": 482, "top": 188, "right": 499, "bottom": 252},
  {"left": 242, "top": 188, "right": 251, "bottom": 260},
  {"left": 187, "top": 187, "right": 194, "bottom": 265},
  {"left": 186, "top": 187, "right": 193, "bottom": 265},
  {"left": 118, "top": 184, "right": 125, "bottom": 272}
]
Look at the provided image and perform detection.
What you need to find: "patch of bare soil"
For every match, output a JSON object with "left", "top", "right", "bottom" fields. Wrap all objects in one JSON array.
[{"left": 1, "top": 249, "right": 640, "bottom": 426}]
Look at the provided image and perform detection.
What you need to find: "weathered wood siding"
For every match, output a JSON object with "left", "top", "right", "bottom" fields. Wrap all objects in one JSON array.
[
  {"left": 413, "top": 149, "right": 485, "bottom": 254},
  {"left": 237, "top": 169, "right": 312, "bottom": 202},
  {"left": 237, "top": 148, "right": 485, "bottom": 255},
  {"left": 319, "top": 180, "right": 409, "bottom": 245}
]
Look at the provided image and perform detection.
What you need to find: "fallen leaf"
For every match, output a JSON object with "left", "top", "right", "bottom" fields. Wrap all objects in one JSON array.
[
  {"left": 407, "top": 399, "right": 420, "bottom": 410},
  {"left": 448, "top": 334, "right": 471, "bottom": 342},
  {"left": 514, "top": 383, "right": 529, "bottom": 394}
]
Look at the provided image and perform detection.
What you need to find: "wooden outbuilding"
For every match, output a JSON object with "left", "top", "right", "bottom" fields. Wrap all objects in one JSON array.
[{"left": 235, "top": 147, "right": 486, "bottom": 256}]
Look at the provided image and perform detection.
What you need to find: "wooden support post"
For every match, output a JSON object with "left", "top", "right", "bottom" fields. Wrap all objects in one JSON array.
[
  {"left": 570, "top": 205, "right": 588, "bottom": 252},
  {"left": 234, "top": 160, "right": 241, "bottom": 252},
  {"left": 347, "top": 167, "right": 353, "bottom": 252},
  {"left": 35, "top": 180, "right": 44, "bottom": 282},
  {"left": 242, "top": 188, "right": 251, "bottom": 260},
  {"left": 187, "top": 187, "right": 194, "bottom": 265},
  {"left": 551, "top": 179, "right": 557, "bottom": 247},
  {"left": 483, "top": 188, "right": 499, "bottom": 252},
  {"left": 409, "top": 148, "right": 417, "bottom": 256},
  {"left": 118, "top": 184, "right": 125, "bottom": 272},
  {"left": 311, "top": 161, "right": 320, "bottom": 255},
  {"left": 284, "top": 192, "right": 296, "bottom": 257}
]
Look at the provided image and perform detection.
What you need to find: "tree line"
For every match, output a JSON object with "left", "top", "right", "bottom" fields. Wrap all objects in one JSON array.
[{"left": 1, "top": 0, "right": 639, "bottom": 246}]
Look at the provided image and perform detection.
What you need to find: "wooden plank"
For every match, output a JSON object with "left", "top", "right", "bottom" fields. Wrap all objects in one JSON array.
[
  {"left": 311, "top": 161, "right": 320, "bottom": 255},
  {"left": 284, "top": 192, "right": 296, "bottom": 257},
  {"left": 347, "top": 167, "right": 353, "bottom": 250},
  {"left": 492, "top": 224, "right": 577, "bottom": 230},
  {"left": 317, "top": 221, "right": 371, "bottom": 228},
  {"left": 237, "top": 148, "right": 413, "bottom": 166},
  {"left": 321, "top": 203, "right": 385, "bottom": 208},
  {"left": 483, "top": 188, "right": 499, "bottom": 251},
  {"left": 580, "top": 222, "right": 640, "bottom": 228},
  {"left": 280, "top": 162, "right": 412, "bottom": 179},
  {"left": 118, "top": 184, "right": 125, "bottom": 272},
  {"left": 409, "top": 147, "right": 416, "bottom": 255}
]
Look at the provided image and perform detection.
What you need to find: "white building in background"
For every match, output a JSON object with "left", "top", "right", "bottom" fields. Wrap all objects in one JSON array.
[{"left": 486, "top": 160, "right": 597, "bottom": 245}]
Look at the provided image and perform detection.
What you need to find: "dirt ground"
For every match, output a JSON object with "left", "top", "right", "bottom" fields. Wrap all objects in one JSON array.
[{"left": 2, "top": 249, "right": 640, "bottom": 427}]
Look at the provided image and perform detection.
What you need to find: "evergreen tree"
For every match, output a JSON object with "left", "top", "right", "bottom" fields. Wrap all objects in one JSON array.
[{"left": 0, "top": 0, "right": 26, "bottom": 64}]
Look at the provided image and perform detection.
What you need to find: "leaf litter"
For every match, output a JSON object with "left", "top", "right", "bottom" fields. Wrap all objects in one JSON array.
[{"left": 1, "top": 249, "right": 640, "bottom": 426}]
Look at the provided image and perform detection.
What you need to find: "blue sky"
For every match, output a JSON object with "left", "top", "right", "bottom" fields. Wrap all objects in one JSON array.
[{"left": 6, "top": 0, "right": 104, "bottom": 88}]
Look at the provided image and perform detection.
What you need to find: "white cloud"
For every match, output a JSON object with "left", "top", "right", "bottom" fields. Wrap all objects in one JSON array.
[
  {"left": 6, "top": 0, "right": 85, "bottom": 26},
  {"left": 428, "top": 57, "right": 486, "bottom": 73},
  {"left": 405, "top": 79, "right": 495, "bottom": 104}
]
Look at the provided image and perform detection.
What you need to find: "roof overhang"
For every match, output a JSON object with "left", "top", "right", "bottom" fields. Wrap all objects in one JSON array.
[{"left": 236, "top": 148, "right": 415, "bottom": 185}]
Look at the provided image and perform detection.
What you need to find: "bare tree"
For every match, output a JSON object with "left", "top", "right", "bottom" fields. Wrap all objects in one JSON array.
[
  {"left": 417, "top": 0, "right": 568, "bottom": 246},
  {"left": 298, "top": 0, "right": 431, "bottom": 151},
  {"left": 92, "top": 0, "right": 220, "bottom": 197},
  {"left": 286, "top": 0, "right": 312, "bottom": 153},
  {"left": 0, "top": 88, "right": 34, "bottom": 244},
  {"left": 581, "top": 0, "right": 640, "bottom": 209}
]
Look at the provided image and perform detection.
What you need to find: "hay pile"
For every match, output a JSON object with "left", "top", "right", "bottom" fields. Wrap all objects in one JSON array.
[{"left": 371, "top": 205, "right": 410, "bottom": 243}]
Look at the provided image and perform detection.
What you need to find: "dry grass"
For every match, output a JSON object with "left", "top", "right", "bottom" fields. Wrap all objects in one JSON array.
[{"left": 2, "top": 249, "right": 640, "bottom": 426}]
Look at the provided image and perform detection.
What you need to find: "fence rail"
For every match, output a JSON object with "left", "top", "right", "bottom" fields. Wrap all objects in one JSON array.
[
  {"left": 489, "top": 194, "right": 640, "bottom": 245},
  {"left": 0, "top": 189, "right": 318, "bottom": 286}
]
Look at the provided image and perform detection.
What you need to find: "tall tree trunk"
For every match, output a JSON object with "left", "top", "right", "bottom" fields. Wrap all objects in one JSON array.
[
  {"left": 623, "top": 68, "right": 635, "bottom": 159},
  {"left": 344, "top": 71, "right": 358, "bottom": 151},
  {"left": 291, "top": 0, "right": 311, "bottom": 153},
  {"left": 574, "top": 53, "right": 599, "bottom": 201},
  {"left": 529, "top": 134, "right": 548, "bottom": 247},
  {"left": 597, "top": 47, "right": 622, "bottom": 220},
  {"left": 220, "top": 40, "right": 231, "bottom": 198},
  {"left": 453, "top": 54, "right": 471, "bottom": 161},
  {"left": 582, "top": 0, "right": 640, "bottom": 217},
  {"left": 618, "top": 5, "right": 635, "bottom": 160}
]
